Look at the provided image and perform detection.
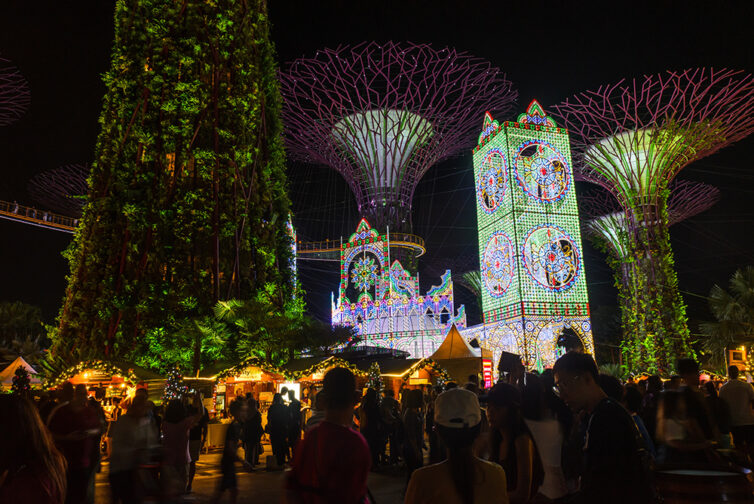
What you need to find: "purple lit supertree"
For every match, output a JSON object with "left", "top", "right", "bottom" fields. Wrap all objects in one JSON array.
[
  {"left": 279, "top": 41, "right": 517, "bottom": 233},
  {"left": 28, "top": 164, "right": 90, "bottom": 217},
  {"left": 580, "top": 180, "right": 720, "bottom": 366},
  {"left": 554, "top": 68, "right": 754, "bottom": 373},
  {"left": 0, "top": 56, "right": 30, "bottom": 127}
]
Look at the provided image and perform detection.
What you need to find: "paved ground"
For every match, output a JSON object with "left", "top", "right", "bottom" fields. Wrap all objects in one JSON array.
[{"left": 94, "top": 444, "right": 406, "bottom": 503}]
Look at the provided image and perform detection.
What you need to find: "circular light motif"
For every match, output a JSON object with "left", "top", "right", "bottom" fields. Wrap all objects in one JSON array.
[
  {"left": 514, "top": 140, "right": 570, "bottom": 203},
  {"left": 482, "top": 231, "right": 515, "bottom": 298},
  {"left": 477, "top": 149, "right": 507, "bottom": 213},
  {"left": 351, "top": 256, "right": 378, "bottom": 291},
  {"left": 522, "top": 224, "right": 580, "bottom": 291}
]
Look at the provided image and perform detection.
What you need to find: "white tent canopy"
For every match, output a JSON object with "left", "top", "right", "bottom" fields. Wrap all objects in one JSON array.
[{"left": 0, "top": 356, "right": 41, "bottom": 387}]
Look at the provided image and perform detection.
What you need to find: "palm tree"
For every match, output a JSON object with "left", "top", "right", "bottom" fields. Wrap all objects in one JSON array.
[
  {"left": 0, "top": 301, "right": 44, "bottom": 345},
  {"left": 700, "top": 266, "right": 754, "bottom": 369},
  {"left": 456, "top": 270, "right": 482, "bottom": 307}
]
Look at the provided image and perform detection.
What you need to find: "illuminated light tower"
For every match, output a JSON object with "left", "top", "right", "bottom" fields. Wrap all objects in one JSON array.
[
  {"left": 553, "top": 68, "right": 754, "bottom": 373},
  {"left": 581, "top": 181, "right": 720, "bottom": 371},
  {"left": 279, "top": 41, "right": 517, "bottom": 235},
  {"left": 0, "top": 56, "right": 31, "bottom": 127},
  {"left": 28, "top": 164, "right": 90, "bottom": 217}
]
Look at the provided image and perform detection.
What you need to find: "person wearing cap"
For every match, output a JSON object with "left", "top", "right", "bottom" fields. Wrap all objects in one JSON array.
[
  {"left": 483, "top": 383, "right": 540, "bottom": 504},
  {"left": 405, "top": 388, "right": 508, "bottom": 504}
]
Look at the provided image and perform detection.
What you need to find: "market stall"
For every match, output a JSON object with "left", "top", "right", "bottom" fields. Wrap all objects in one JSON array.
[
  {"left": 0, "top": 356, "right": 40, "bottom": 390},
  {"left": 430, "top": 324, "right": 490, "bottom": 387}
]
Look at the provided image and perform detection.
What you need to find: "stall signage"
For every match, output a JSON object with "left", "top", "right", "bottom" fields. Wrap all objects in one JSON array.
[
  {"left": 238, "top": 366, "right": 263, "bottom": 381},
  {"left": 482, "top": 359, "right": 493, "bottom": 389}
]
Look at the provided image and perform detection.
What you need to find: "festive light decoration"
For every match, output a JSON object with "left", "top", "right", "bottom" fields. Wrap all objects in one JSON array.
[
  {"left": 11, "top": 367, "right": 31, "bottom": 396},
  {"left": 332, "top": 219, "right": 467, "bottom": 358},
  {"left": 0, "top": 56, "right": 30, "bottom": 127},
  {"left": 280, "top": 41, "right": 517, "bottom": 232},
  {"left": 366, "top": 362, "right": 384, "bottom": 395},
  {"left": 43, "top": 360, "right": 138, "bottom": 389},
  {"left": 163, "top": 365, "right": 188, "bottom": 400},
  {"left": 467, "top": 101, "right": 594, "bottom": 371},
  {"left": 553, "top": 68, "right": 754, "bottom": 373},
  {"left": 399, "top": 358, "right": 451, "bottom": 387},
  {"left": 28, "top": 164, "right": 90, "bottom": 217},
  {"left": 580, "top": 181, "right": 720, "bottom": 371}
]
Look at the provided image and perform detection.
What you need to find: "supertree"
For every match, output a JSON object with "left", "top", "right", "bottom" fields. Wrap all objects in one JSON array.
[
  {"left": 554, "top": 68, "right": 754, "bottom": 373},
  {"left": 279, "top": 41, "right": 517, "bottom": 233},
  {"left": 28, "top": 164, "right": 90, "bottom": 217},
  {"left": 580, "top": 181, "right": 720, "bottom": 373},
  {"left": 54, "top": 0, "right": 293, "bottom": 362},
  {"left": 0, "top": 56, "right": 30, "bottom": 127}
]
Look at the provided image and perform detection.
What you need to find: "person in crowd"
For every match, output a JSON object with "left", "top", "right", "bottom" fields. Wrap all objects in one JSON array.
[
  {"left": 242, "top": 397, "right": 264, "bottom": 468},
  {"left": 359, "top": 387, "right": 383, "bottom": 469},
  {"left": 703, "top": 381, "right": 733, "bottom": 449},
  {"left": 553, "top": 352, "right": 653, "bottom": 503},
  {"left": 266, "top": 393, "right": 290, "bottom": 468},
  {"left": 285, "top": 367, "right": 371, "bottom": 503},
  {"left": 425, "top": 387, "right": 442, "bottom": 464},
  {"left": 719, "top": 365, "right": 754, "bottom": 457},
  {"left": 87, "top": 387, "right": 107, "bottom": 477},
  {"left": 108, "top": 393, "right": 159, "bottom": 504},
  {"left": 305, "top": 391, "right": 326, "bottom": 432},
  {"left": 521, "top": 372, "right": 570, "bottom": 501},
  {"left": 48, "top": 383, "right": 102, "bottom": 504},
  {"left": 677, "top": 358, "right": 718, "bottom": 444},
  {"left": 187, "top": 392, "right": 209, "bottom": 492},
  {"left": 656, "top": 389, "right": 713, "bottom": 464},
  {"left": 161, "top": 398, "right": 203, "bottom": 500},
  {"left": 288, "top": 389, "right": 303, "bottom": 458},
  {"left": 623, "top": 386, "right": 656, "bottom": 458},
  {"left": 666, "top": 375, "right": 682, "bottom": 391},
  {"left": 405, "top": 388, "right": 509, "bottom": 504},
  {"left": 0, "top": 395, "right": 67, "bottom": 504},
  {"left": 642, "top": 375, "right": 663, "bottom": 440},
  {"left": 380, "top": 389, "right": 402, "bottom": 464},
  {"left": 498, "top": 352, "right": 525, "bottom": 387},
  {"left": 484, "top": 382, "right": 540, "bottom": 504},
  {"left": 46, "top": 381, "right": 75, "bottom": 425},
  {"left": 210, "top": 399, "right": 250, "bottom": 504},
  {"left": 597, "top": 374, "right": 624, "bottom": 402},
  {"left": 403, "top": 388, "right": 425, "bottom": 483}
]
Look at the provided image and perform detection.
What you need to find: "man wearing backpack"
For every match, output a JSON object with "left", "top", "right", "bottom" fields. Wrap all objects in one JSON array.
[{"left": 554, "top": 352, "right": 654, "bottom": 504}]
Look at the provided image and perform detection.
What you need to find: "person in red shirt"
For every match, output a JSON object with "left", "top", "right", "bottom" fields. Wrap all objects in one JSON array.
[
  {"left": 48, "top": 384, "right": 102, "bottom": 504},
  {"left": 285, "top": 367, "right": 371, "bottom": 504}
]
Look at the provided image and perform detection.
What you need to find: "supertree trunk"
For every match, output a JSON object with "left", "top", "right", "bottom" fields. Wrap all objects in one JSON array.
[{"left": 53, "top": 0, "right": 293, "bottom": 362}]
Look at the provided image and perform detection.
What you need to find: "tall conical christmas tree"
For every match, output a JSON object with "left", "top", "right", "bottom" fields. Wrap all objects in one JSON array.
[{"left": 53, "top": 0, "right": 292, "bottom": 361}]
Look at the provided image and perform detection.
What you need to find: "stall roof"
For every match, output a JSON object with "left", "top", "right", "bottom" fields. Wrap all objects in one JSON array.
[
  {"left": 431, "top": 325, "right": 478, "bottom": 360},
  {"left": 0, "top": 356, "right": 40, "bottom": 386}
]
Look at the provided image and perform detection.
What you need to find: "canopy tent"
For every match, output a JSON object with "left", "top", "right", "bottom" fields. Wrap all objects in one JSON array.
[
  {"left": 430, "top": 324, "right": 483, "bottom": 384},
  {"left": 0, "top": 356, "right": 40, "bottom": 388}
]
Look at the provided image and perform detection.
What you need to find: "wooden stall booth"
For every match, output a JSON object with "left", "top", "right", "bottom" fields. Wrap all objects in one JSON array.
[
  {"left": 0, "top": 356, "right": 40, "bottom": 391},
  {"left": 430, "top": 324, "right": 493, "bottom": 388},
  {"left": 379, "top": 358, "right": 451, "bottom": 398},
  {"left": 215, "top": 357, "right": 287, "bottom": 414}
]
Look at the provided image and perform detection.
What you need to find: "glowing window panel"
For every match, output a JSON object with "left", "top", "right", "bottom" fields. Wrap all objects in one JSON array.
[
  {"left": 477, "top": 149, "right": 508, "bottom": 214},
  {"left": 514, "top": 140, "right": 570, "bottom": 203},
  {"left": 481, "top": 230, "right": 515, "bottom": 297},
  {"left": 522, "top": 224, "right": 581, "bottom": 292}
]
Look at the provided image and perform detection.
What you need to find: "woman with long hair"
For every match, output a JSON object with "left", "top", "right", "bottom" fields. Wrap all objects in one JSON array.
[
  {"left": 0, "top": 394, "right": 67, "bottom": 503},
  {"left": 161, "top": 398, "right": 203, "bottom": 500},
  {"left": 485, "top": 382, "right": 542, "bottom": 504},
  {"left": 405, "top": 388, "right": 508, "bottom": 504},
  {"left": 359, "top": 387, "right": 383, "bottom": 468}
]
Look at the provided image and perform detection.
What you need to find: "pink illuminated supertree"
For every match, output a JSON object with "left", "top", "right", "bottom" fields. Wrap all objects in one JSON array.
[
  {"left": 279, "top": 41, "right": 517, "bottom": 233},
  {"left": 554, "top": 68, "right": 754, "bottom": 373},
  {"left": 0, "top": 56, "right": 30, "bottom": 127},
  {"left": 28, "top": 164, "right": 90, "bottom": 217}
]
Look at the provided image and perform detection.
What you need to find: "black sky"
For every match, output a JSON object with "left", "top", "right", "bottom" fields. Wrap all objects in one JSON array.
[{"left": 0, "top": 1, "right": 753, "bottom": 333}]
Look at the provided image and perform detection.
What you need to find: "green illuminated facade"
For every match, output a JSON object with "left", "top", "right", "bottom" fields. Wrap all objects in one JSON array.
[{"left": 470, "top": 101, "right": 593, "bottom": 368}]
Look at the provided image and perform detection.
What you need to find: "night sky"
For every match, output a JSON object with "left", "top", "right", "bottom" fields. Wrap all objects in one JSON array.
[{"left": 1, "top": 1, "right": 753, "bottom": 338}]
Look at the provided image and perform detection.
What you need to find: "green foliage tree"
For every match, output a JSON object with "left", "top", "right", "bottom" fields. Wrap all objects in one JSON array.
[
  {"left": 0, "top": 336, "right": 46, "bottom": 366},
  {"left": 53, "top": 0, "right": 293, "bottom": 362},
  {"left": 700, "top": 266, "right": 754, "bottom": 369},
  {"left": 11, "top": 367, "right": 31, "bottom": 396},
  {"left": 0, "top": 301, "right": 44, "bottom": 346}
]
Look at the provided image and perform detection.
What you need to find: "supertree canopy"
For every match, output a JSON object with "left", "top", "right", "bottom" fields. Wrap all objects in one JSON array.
[
  {"left": 0, "top": 56, "right": 31, "bottom": 127},
  {"left": 554, "top": 68, "right": 754, "bottom": 373},
  {"left": 279, "top": 41, "right": 517, "bottom": 233},
  {"left": 28, "top": 164, "right": 90, "bottom": 217},
  {"left": 581, "top": 181, "right": 719, "bottom": 371},
  {"left": 53, "top": 0, "right": 293, "bottom": 362}
]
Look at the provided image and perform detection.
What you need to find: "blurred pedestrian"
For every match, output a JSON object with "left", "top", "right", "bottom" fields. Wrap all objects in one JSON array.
[
  {"left": 403, "top": 389, "right": 424, "bottom": 483},
  {"left": 380, "top": 389, "right": 401, "bottom": 464},
  {"left": 405, "top": 388, "right": 509, "bottom": 504},
  {"left": 719, "top": 365, "right": 754, "bottom": 456},
  {"left": 359, "top": 387, "right": 383, "bottom": 469},
  {"left": 0, "top": 394, "right": 67, "bottom": 504},
  {"left": 266, "top": 393, "right": 289, "bottom": 468},
  {"left": 161, "top": 398, "right": 203, "bottom": 500},
  {"left": 210, "top": 399, "right": 250, "bottom": 504},
  {"left": 48, "top": 384, "right": 102, "bottom": 504},
  {"left": 285, "top": 367, "right": 371, "bottom": 503},
  {"left": 288, "top": 389, "right": 303, "bottom": 458},
  {"left": 243, "top": 397, "right": 264, "bottom": 468},
  {"left": 187, "top": 393, "right": 209, "bottom": 492},
  {"left": 304, "top": 391, "right": 325, "bottom": 432}
]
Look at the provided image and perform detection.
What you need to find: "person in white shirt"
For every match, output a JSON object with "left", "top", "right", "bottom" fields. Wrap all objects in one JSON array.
[{"left": 719, "top": 365, "right": 754, "bottom": 456}]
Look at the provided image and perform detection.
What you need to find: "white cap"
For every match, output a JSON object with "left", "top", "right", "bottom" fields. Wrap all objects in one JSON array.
[{"left": 434, "top": 388, "right": 481, "bottom": 429}]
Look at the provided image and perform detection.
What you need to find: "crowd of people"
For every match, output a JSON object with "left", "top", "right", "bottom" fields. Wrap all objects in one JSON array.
[{"left": 2, "top": 352, "right": 754, "bottom": 504}]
